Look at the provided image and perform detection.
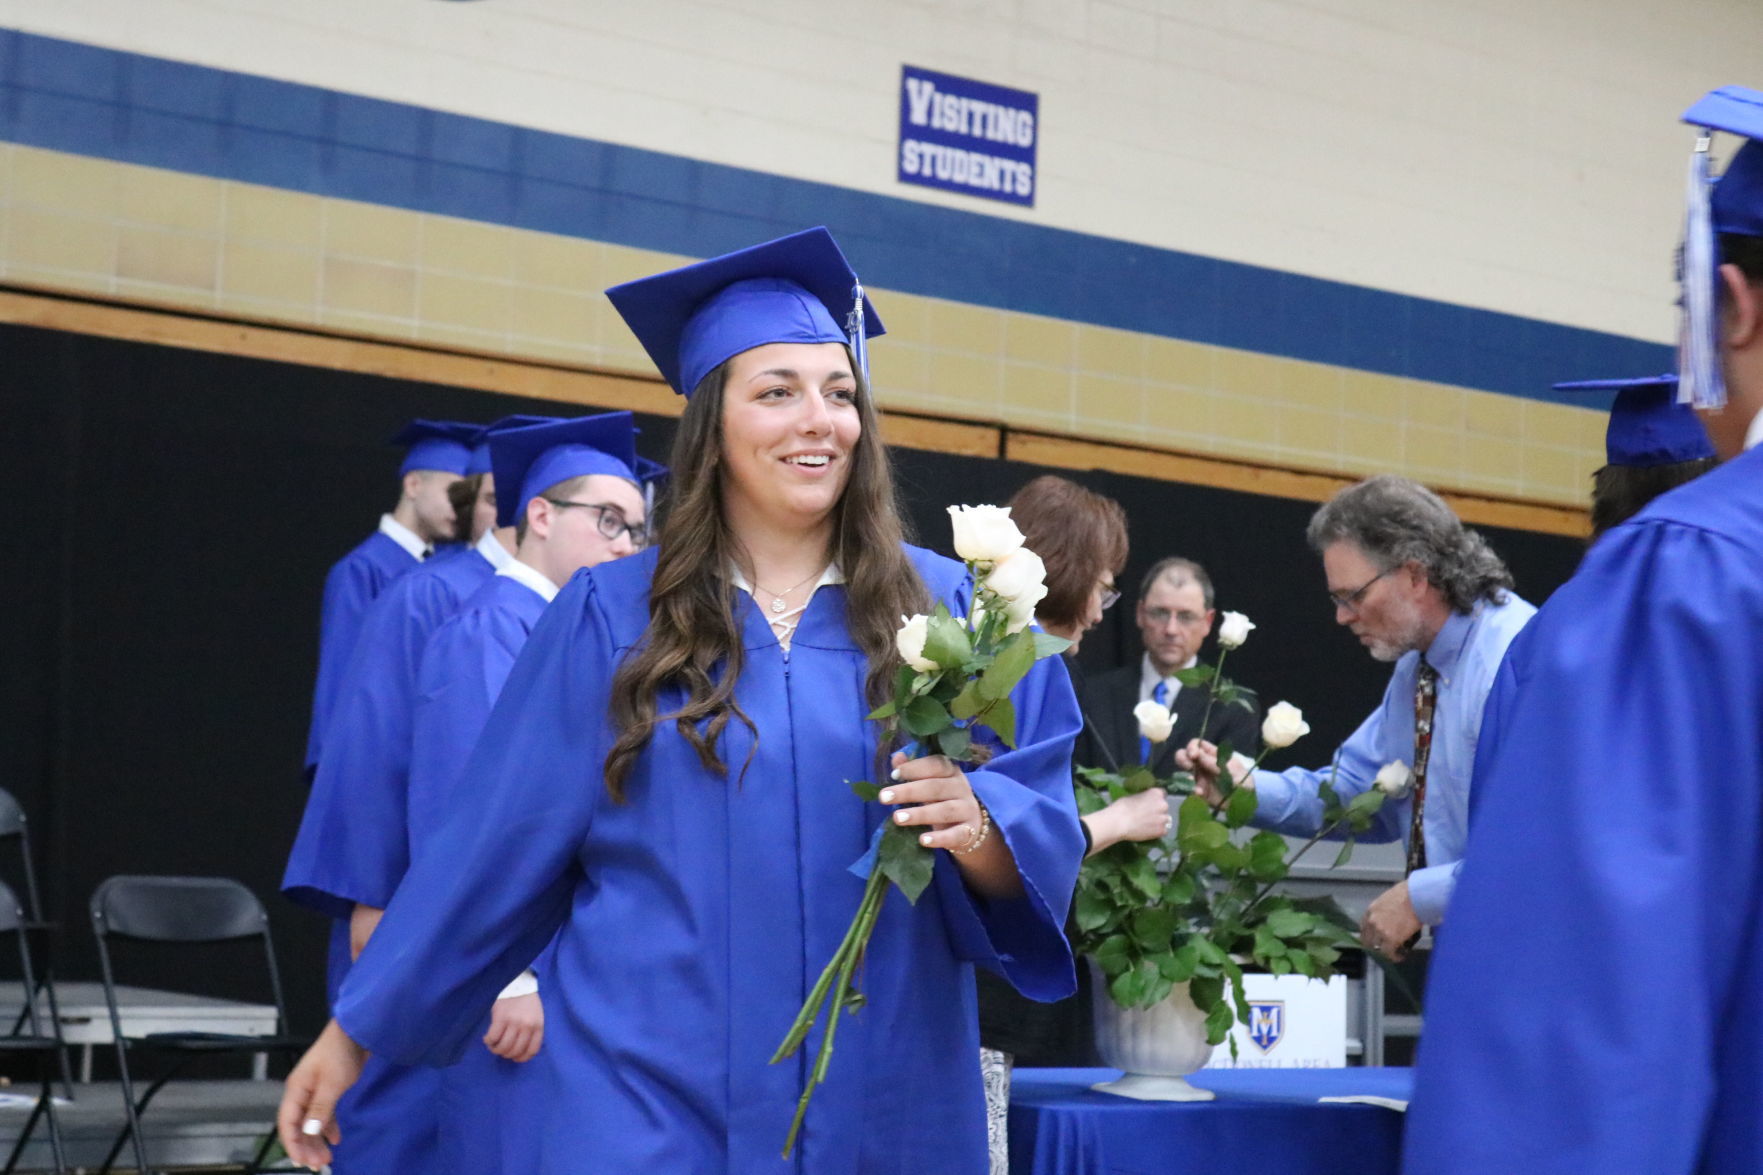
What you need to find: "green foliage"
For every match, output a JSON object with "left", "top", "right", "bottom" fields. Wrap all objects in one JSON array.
[
  {"left": 1071, "top": 670, "right": 1378, "bottom": 1047},
  {"left": 876, "top": 822, "right": 934, "bottom": 904}
]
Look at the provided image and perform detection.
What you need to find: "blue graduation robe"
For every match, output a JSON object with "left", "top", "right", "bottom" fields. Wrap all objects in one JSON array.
[
  {"left": 1405, "top": 444, "right": 1763, "bottom": 1175},
  {"left": 334, "top": 544, "right": 1085, "bottom": 1174},
  {"left": 305, "top": 531, "right": 420, "bottom": 774},
  {"left": 411, "top": 571, "right": 553, "bottom": 1175},
  {"left": 283, "top": 545, "right": 498, "bottom": 1175}
]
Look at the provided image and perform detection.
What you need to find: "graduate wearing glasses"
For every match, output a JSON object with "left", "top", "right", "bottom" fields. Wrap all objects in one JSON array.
[{"left": 278, "top": 228, "right": 1085, "bottom": 1174}]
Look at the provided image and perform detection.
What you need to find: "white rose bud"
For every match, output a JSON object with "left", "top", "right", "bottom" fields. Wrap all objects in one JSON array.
[
  {"left": 1260, "top": 701, "right": 1310, "bottom": 749},
  {"left": 1374, "top": 760, "right": 1413, "bottom": 798},
  {"left": 1133, "top": 699, "right": 1176, "bottom": 745},
  {"left": 984, "top": 548, "right": 1047, "bottom": 604},
  {"left": 948, "top": 504, "right": 1025, "bottom": 563},
  {"left": 1217, "top": 611, "right": 1256, "bottom": 649},
  {"left": 895, "top": 614, "right": 938, "bottom": 672}
]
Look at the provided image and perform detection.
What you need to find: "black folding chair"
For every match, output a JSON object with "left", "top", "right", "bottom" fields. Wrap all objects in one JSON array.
[
  {"left": 0, "top": 879, "right": 67, "bottom": 1175},
  {"left": 0, "top": 790, "right": 73, "bottom": 1099},
  {"left": 90, "top": 876, "right": 308, "bottom": 1175}
]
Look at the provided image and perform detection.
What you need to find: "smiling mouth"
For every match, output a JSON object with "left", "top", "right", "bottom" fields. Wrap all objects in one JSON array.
[{"left": 783, "top": 455, "right": 833, "bottom": 467}]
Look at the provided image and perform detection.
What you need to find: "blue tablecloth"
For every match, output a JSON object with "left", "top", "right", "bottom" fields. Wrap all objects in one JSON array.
[{"left": 1008, "top": 1068, "right": 1411, "bottom": 1175}]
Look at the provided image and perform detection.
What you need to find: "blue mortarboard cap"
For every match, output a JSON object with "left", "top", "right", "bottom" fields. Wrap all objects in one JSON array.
[
  {"left": 489, "top": 412, "right": 641, "bottom": 528},
  {"left": 605, "top": 227, "right": 884, "bottom": 397},
  {"left": 466, "top": 414, "right": 562, "bottom": 476},
  {"left": 1550, "top": 374, "right": 1715, "bottom": 467},
  {"left": 393, "top": 419, "right": 477, "bottom": 476},
  {"left": 1678, "top": 85, "right": 1763, "bottom": 410}
]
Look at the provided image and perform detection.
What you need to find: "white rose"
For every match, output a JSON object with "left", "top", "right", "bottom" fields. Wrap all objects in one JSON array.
[
  {"left": 1261, "top": 701, "right": 1310, "bottom": 749},
  {"left": 1217, "top": 611, "right": 1256, "bottom": 649},
  {"left": 947, "top": 504, "right": 1025, "bottom": 563},
  {"left": 1374, "top": 760, "right": 1413, "bottom": 798},
  {"left": 895, "top": 614, "right": 937, "bottom": 672},
  {"left": 984, "top": 548, "right": 1047, "bottom": 604},
  {"left": 1133, "top": 699, "right": 1175, "bottom": 744},
  {"left": 1000, "top": 587, "right": 1043, "bottom": 635}
]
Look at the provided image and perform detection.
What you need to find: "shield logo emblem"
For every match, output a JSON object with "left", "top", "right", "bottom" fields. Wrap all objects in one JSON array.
[{"left": 1247, "top": 1000, "right": 1285, "bottom": 1053}]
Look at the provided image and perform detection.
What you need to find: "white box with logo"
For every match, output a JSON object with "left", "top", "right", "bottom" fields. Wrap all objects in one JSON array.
[{"left": 1204, "top": 973, "right": 1347, "bottom": 1068}]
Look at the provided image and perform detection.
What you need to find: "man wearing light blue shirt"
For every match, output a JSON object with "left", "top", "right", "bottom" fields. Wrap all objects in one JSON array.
[{"left": 1183, "top": 475, "right": 1534, "bottom": 959}]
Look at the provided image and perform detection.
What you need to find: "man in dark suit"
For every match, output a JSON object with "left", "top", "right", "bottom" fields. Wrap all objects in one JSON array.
[{"left": 1078, "top": 556, "right": 1261, "bottom": 774}]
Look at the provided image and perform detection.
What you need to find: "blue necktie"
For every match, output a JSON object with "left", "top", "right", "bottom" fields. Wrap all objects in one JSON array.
[{"left": 1139, "top": 678, "right": 1170, "bottom": 764}]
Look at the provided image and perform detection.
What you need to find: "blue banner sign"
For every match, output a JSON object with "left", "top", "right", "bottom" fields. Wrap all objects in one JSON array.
[{"left": 898, "top": 65, "right": 1038, "bottom": 207}]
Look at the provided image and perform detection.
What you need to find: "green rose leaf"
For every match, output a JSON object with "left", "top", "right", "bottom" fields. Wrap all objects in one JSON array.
[
  {"left": 1124, "top": 853, "right": 1162, "bottom": 900},
  {"left": 923, "top": 611, "right": 974, "bottom": 670},
  {"left": 849, "top": 780, "right": 882, "bottom": 802},
  {"left": 1161, "top": 871, "right": 1196, "bottom": 906},
  {"left": 1248, "top": 832, "right": 1288, "bottom": 881},
  {"left": 1031, "top": 631, "right": 1073, "bottom": 659},
  {"left": 1346, "top": 789, "right": 1386, "bottom": 819},
  {"left": 867, "top": 699, "right": 898, "bottom": 720},
  {"left": 1130, "top": 906, "right": 1178, "bottom": 952},
  {"left": 1175, "top": 665, "right": 1216, "bottom": 688},
  {"left": 979, "top": 629, "right": 1036, "bottom": 703},
  {"left": 1332, "top": 840, "right": 1356, "bottom": 868},
  {"left": 877, "top": 821, "right": 935, "bottom": 904},
  {"left": 1122, "top": 766, "right": 1157, "bottom": 794},
  {"left": 935, "top": 724, "right": 972, "bottom": 762},
  {"left": 1074, "top": 889, "right": 1112, "bottom": 932},
  {"left": 980, "top": 696, "right": 1017, "bottom": 749},
  {"left": 1225, "top": 786, "right": 1258, "bottom": 829},
  {"left": 901, "top": 694, "right": 953, "bottom": 739},
  {"left": 1262, "top": 907, "right": 1315, "bottom": 938},
  {"left": 1204, "top": 1001, "right": 1235, "bottom": 1045},
  {"left": 949, "top": 678, "right": 985, "bottom": 721}
]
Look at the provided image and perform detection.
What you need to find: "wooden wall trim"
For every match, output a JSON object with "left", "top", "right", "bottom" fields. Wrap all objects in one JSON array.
[{"left": 0, "top": 286, "right": 1589, "bottom": 537}]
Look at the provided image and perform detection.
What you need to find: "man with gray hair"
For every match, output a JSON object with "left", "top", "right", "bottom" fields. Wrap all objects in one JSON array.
[{"left": 1181, "top": 475, "right": 1535, "bottom": 958}]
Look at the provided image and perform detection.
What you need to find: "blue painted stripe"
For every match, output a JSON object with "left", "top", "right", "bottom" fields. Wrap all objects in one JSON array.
[{"left": 0, "top": 29, "right": 1663, "bottom": 405}]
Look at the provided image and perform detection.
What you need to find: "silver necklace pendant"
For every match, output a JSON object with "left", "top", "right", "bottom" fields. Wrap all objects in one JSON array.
[{"left": 771, "top": 597, "right": 786, "bottom": 614}]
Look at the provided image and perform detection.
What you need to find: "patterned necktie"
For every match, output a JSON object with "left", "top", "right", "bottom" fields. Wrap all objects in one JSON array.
[
  {"left": 1140, "top": 678, "right": 1170, "bottom": 764},
  {"left": 1405, "top": 658, "right": 1438, "bottom": 875}
]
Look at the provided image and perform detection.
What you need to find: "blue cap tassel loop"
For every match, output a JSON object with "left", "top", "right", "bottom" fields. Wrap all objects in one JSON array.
[{"left": 1680, "top": 132, "right": 1727, "bottom": 411}]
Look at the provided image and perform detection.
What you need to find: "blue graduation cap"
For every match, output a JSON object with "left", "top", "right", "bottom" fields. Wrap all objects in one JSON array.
[
  {"left": 632, "top": 454, "right": 670, "bottom": 516},
  {"left": 393, "top": 419, "right": 478, "bottom": 476},
  {"left": 1550, "top": 375, "right": 1715, "bottom": 467},
  {"left": 605, "top": 227, "right": 884, "bottom": 397},
  {"left": 489, "top": 412, "right": 641, "bottom": 528},
  {"left": 1679, "top": 85, "right": 1763, "bottom": 410},
  {"left": 465, "top": 414, "right": 562, "bottom": 476}
]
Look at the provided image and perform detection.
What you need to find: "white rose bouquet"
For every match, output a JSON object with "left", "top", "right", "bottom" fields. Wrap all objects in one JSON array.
[
  {"left": 1073, "top": 613, "right": 1394, "bottom": 1051},
  {"left": 771, "top": 504, "right": 1069, "bottom": 1155}
]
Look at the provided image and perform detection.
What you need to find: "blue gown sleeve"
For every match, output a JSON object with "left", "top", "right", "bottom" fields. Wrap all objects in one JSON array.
[
  {"left": 332, "top": 575, "right": 613, "bottom": 1067},
  {"left": 284, "top": 574, "right": 462, "bottom": 915},
  {"left": 405, "top": 608, "right": 527, "bottom": 852},
  {"left": 305, "top": 554, "right": 380, "bottom": 771},
  {"left": 926, "top": 573, "right": 1085, "bottom": 1002},
  {"left": 1404, "top": 519, "right": 1763, "bottom": 1175},
  {"left": 1249, "top": 676, "right": 1409, "bottom": 844}
]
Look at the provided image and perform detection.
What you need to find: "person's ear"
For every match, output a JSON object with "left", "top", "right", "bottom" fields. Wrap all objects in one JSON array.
[
  {"left": 526, "top": 496, "right": 553, "bottom": 541},
  {"left": 401, "top": 470, "right": 425, "bottom": 502},
  {"left": 1720, "top": 263, "right": 1761, "bottom": 351}
]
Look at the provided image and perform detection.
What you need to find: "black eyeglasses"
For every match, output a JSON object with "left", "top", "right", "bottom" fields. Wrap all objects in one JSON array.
[
  {"left": 545, "top": 499, "right": 647, "bottom": 546},
  {"left": 1327, "top": 566, "right": 1396, "bottom": 614}
]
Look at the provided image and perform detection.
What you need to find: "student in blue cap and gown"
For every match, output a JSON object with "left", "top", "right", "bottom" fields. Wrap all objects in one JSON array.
[
  {"left": 1404, "top": 86, "right": 1763, "bottom": 1175},
  {"left": 407, "top": 413, "right": 651, "bottom": 1175},
  {"left": 1549, "top": 373, "right": 1716, "bottom": 539},
  {"left": 284, "top": 414, "right": 550, "bottom": 1174},
  {"left": 305, "top": 419, "right": 475, "bottom": 779},
  {"left": 278, "top": 226, "right": 1086, "bottom": 1175}
]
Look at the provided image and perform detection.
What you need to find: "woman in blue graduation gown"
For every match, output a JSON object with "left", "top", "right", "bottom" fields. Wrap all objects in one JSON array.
[{"left": 279, "top": 228, "right": 1086, "bottom": 1174}]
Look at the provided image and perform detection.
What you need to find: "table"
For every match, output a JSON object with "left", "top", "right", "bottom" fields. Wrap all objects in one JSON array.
[
  {"left": 1008, "top": 1067, "right": 1411, "bottom": 1175},
  {"left": 0, "top": 982, "right": 279, "bottom": 1081}
]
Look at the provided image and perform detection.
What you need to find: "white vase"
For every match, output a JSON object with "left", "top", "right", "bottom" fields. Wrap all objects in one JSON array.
[{"left": 1088, "top": 959, "right": 1217, "bottom": 1101}]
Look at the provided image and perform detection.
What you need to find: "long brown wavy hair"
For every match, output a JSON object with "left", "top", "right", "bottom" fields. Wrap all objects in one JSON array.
[{"left": 603, "top": 352, "right": 930, "bottom": 801}]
